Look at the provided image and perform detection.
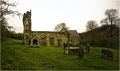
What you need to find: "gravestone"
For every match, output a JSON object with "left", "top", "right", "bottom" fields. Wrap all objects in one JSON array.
[
  {"left": 68, "top": 47, "right": 80, "bottom": 55},
  {"left": 64, "top": 43, "right": 69, "bottom": 49},
  {"left": 64, "top": 43, "right": 69, "bottom": 54},
  {"left": 86, "top": 44, "right": 90, "bottom": 53},
  {"left": 78, "top": 46, "right": 84, "bottom": 58},
  {"left": 101, "top": 49, "right": 113, "bottom": 60}
]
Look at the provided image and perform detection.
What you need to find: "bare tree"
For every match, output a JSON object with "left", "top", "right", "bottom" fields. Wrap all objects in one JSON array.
[
  {"left": 101, "top": 9, "right": 120, "bottom": 37},
  {"left": 0, "top": 0, "right": 20, "bottom": 18},
  {"left": 0, "top": 0, "right": 20, "bottom": 36},
  {"left": 86, "top": 20, "right": 98, "bottom": 31},
  {"left": 54, "top": 23, "right": 69, "bottom": 32}
]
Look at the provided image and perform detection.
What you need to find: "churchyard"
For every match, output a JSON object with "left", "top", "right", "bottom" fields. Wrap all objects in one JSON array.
[{"left": 1, "top": 37, "right": 119, "bottom": 70}]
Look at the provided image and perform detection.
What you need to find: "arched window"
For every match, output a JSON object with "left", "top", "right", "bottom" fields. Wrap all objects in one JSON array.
[
  {"left": 29, "top": 40, "right": 31, "bottom": 45},
  {"left": 33, "top": 39, "right": 37, "bottom": 45},
  {"left": 50, "top": 38, "right": 54, "bottom": 46},
  {"left": 58, "top": 39, "right": 62, "bottom": 46}
]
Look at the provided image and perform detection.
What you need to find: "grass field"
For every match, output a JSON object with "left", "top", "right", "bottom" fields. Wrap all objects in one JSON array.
[{"left": 1, "top": 37, "right": 119, "bottom": 70}]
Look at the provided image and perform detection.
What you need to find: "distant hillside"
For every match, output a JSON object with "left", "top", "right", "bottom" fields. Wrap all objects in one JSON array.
[{"left": 79, "top": 24, "right": 119, "bottom": 49}]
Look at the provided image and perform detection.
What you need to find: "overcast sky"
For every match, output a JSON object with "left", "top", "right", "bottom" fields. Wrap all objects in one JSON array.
[{"left": 8, "top": 0, "right": 120, "bottom": 33}]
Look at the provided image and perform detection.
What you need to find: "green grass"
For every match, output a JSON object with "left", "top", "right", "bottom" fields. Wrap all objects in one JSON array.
[{"left": 1, "top": 37, "right": 119, "bottom": 70}]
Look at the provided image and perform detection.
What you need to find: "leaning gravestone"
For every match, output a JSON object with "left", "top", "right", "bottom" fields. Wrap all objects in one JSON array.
[
  {"left": 78, "top": 46, "right": 84, "bottom": 58},
  {"left": 101, "top": 49, "right": 113, "bottom": 60}
]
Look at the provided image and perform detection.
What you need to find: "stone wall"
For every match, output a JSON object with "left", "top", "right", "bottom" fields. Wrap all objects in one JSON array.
[
  {"left": 29, "top": 32, "right": 68, "bottom": 46},
  {"left": 69, "top": 37, "right": 79, "bottom": 46}
]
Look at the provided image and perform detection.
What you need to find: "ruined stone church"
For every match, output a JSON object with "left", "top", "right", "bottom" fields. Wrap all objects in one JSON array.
[{"left": 23, "top": 10, "right": 79, "bottom": 46}]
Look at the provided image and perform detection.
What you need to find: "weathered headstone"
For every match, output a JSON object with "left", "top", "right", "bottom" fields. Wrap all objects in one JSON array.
[
  {"left": 64, "top": 43, "right": 68, "bottom": 54},
  {"left": 101, "top": 49, "right": 113, "bottom": 60},
  {"left": 68, "top": 47, "right": 80, "bottom": 55},
  {"left": 86, "top": 44, "right": 90, "bottom": 53},
  {"left": 64, "top": 43, "right": 68, "bottom": 49},
  {"left": 78, "top": 46, "right": 84, "bottom": 58}
]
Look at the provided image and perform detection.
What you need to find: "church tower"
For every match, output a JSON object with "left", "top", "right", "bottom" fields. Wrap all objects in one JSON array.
[{"left": 23, "top": 10, "right": 32, "bottom": 45}]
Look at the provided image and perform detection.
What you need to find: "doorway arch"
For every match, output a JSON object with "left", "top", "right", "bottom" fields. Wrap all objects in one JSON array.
[{"left": 33, "top": 39, "right": 37, "bottom": 45}]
